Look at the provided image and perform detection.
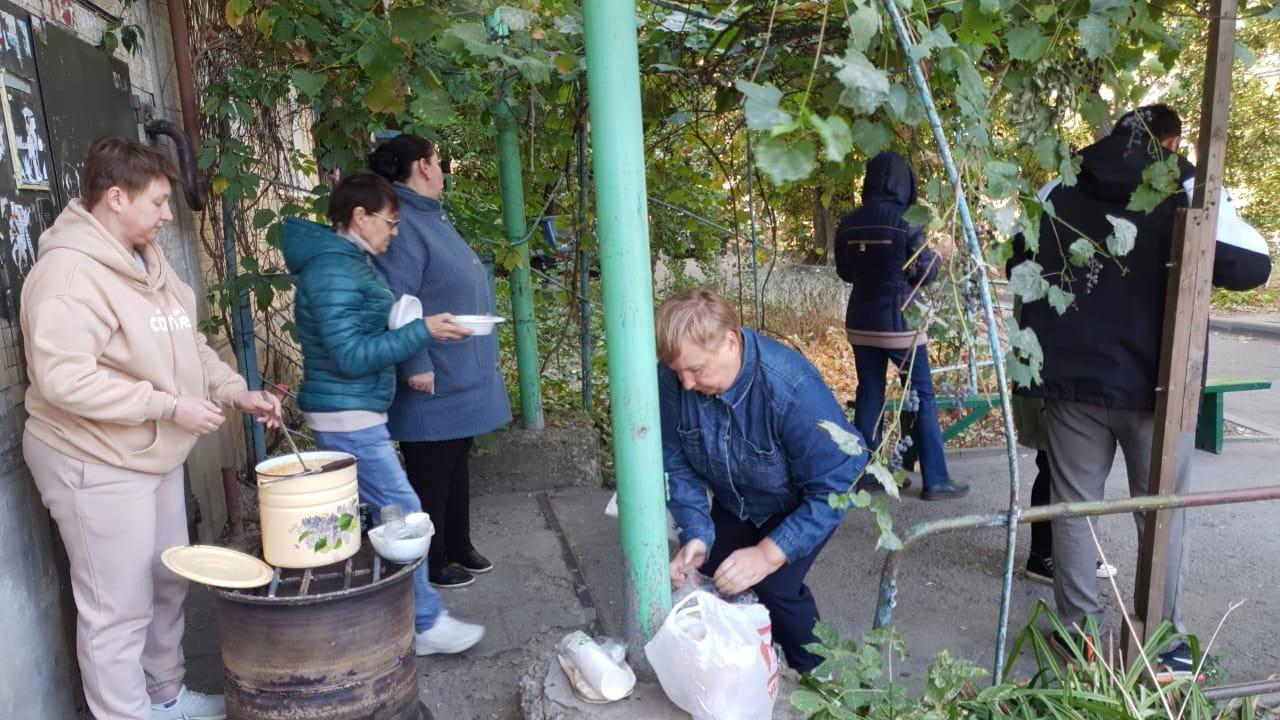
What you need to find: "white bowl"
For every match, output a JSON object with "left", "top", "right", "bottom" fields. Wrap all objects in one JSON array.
[
  {"left": 449, "top": 315, "right": 506, "bottom": 336},
  {"left": 367, "top": 512, "right": 434, "bottom": 563},
  {"left": 388, "top": 295, "right": 423, "bottom": 330}
]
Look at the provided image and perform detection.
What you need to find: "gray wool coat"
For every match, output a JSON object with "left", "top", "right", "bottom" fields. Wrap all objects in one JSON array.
[{"left": 373, "top": 183, "right": 512, "bottom": 442}]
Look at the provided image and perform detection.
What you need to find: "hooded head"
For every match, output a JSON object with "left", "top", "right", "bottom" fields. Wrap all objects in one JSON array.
[{"left": 860, "top": 150, "right": 918, "bottom": 207}]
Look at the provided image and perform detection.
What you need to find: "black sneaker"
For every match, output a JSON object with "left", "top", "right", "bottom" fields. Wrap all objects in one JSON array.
[
  {"left": 920, "top": 481, "right": 970, "bottom": 501},
  {"left": 1154, "top": 642, "right": 1204, "bottom": 683},
  {"left": 1025, "top": 557, "right": 1054, "bottom": 585},
  {"left": 429, "top": 562, "right": 475, "bottom": 589},
  {"left": 453, "top": 549, "right": 493, "bottom": 575}
]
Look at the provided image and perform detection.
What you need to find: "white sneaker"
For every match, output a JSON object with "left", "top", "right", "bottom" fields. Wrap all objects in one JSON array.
[
  {"left": 1096, "top": 560, "right": 1118, "bottom": 578},
  {"left": 151, "top": 686, "right": 226, "bottom": 720},
  {"left": 415, "top": 612, "right": 485, "bottom": 656}
]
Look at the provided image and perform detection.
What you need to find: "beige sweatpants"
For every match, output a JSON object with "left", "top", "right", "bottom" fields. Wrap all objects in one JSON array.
[{"left": 24, "top": 431, "right": 190, "bottom": 720}]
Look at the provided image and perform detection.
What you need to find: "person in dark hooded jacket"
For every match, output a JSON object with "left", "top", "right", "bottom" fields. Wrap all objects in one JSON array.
[
  {"left": 1009, "top": 104, "right": 1270, "bottom": 679},
  {"left": 835, "top": 151, "right": 969, "bottom": 501}
]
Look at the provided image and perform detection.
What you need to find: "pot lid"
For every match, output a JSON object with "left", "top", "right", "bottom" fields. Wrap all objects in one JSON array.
[{"left": 162, "top": 545, "right": 275, "bottom": 588}]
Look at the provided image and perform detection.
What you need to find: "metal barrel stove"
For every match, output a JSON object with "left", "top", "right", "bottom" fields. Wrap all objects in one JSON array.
[{"left": 213, "top": 546, "right": 428, "bottom": 719}]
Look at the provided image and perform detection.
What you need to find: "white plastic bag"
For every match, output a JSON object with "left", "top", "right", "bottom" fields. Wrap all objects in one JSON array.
[{"left": 644, "top": 589, "right": 780, "bottom": 720}]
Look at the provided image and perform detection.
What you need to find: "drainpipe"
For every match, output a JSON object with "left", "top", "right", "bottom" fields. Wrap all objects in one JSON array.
[
  {"left": 583, "top": 0, "right": 672, "bottom": 667},
  {"left": 493, "top": 94, "right": 544, "bottom": 429},
  {"left": 222, "top": 194, "right": 266, "bottom": 468},
  {"left": 165, "top": 0, "right": 201, "bottom": 149}
]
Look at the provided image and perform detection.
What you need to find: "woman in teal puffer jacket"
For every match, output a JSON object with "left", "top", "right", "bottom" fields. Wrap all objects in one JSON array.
[{"left": 281, "top": 172, "right": 486, "bottom": 656}]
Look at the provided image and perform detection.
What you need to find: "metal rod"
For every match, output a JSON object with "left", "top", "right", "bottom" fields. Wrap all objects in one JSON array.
[
  {"left": 298, "top": 568, "right": 313, "bottom": 596},
  {"left": 933, "top": 359, "right": 995, "bottom": 375},
  {"left": 267, "top": 568, "right": 282, "bottom": 598},
  {"left": 873, "top": 483, "right": 1280, "bottom": 629},
  {"left": 494, "top": 91, "right": 545, "bottom": 430},
  {"left": 880, "top": 0, "right": 1023, "bottom": 681},
  {"left": 343, "top": 558, "right": 353, "bottom": 591},
  {"left": 372, "top": 555, "right": 383, "bottom": 584},
  {"left": 1202, "top": 678, "right": 1280, "bottom": 701},
  {"left": 745, "top": 135, "right": 762, "bottom": 326},
  {"left": 222, "top": 194, "right": 266, "bottom": 469},
  {"left": 577, "top": 115, "right": 594, "bottom": 411},
  {"left": 584, "top": 0, "right": 674, "bottom": 669}
]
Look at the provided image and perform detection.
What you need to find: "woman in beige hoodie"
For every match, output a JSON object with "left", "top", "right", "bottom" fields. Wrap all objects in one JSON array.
[{"left": 20, "top": 138, "right": 280, "bottom": 720}]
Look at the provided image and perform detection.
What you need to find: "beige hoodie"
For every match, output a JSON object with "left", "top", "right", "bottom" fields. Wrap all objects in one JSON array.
[{"left": 21, "top": 201, "right": 247, "bottom": 474}]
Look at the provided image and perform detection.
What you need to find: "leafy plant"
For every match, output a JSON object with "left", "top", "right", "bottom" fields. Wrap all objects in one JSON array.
[{"left": 793, "top": 602, "right": 1265, "bottom": 719}]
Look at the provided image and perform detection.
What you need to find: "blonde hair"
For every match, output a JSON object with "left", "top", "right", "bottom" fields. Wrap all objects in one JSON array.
[{"left": 655, "top": 288, "right": 740, "bottom": 364}]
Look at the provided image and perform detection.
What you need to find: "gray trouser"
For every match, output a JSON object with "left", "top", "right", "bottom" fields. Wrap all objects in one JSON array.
[{"left": 1044, "top": 399, "right": 1191, "bottom": 632}]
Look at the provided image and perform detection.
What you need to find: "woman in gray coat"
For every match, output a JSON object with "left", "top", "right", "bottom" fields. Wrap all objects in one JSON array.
[{"left": 369, "top": 135, "right": 513, "bottom": 588}]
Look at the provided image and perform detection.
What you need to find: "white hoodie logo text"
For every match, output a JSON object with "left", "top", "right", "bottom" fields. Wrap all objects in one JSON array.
[{"left": 150, "top": 306, "right": 192, "bottom": 333}]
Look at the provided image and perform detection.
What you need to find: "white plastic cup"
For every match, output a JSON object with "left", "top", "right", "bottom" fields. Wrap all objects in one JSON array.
[{"left": 557, "top": 631, "right": 634, "bottom": 701}]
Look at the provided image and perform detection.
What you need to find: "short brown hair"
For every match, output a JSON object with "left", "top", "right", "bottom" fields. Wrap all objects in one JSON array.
[
  {"left": 326, "top": 172, "right": 399, "bottom": 227},
  {"left": 82, "top": 137, "right": 180, "bottom": 210},
  {"left": 655, "top": 288, "right": 740, "bottom": 364}
]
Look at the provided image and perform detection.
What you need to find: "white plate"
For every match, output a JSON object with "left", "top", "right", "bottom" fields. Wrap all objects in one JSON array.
[
  {"left": 161, "top": 545, "right": 275, "bottom": 588},
  {"left": 388, "top": 295, "right": 423, "bottom": 330},
  {"left": 449, "top": 315, "right": 506, "bottom": 335}
]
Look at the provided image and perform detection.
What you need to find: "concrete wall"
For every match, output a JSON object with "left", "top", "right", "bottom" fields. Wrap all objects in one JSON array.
[{"left": 0, "top": 1, "right": 243, "bottom": 715}]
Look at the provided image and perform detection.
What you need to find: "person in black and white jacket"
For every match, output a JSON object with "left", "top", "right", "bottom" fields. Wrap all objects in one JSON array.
[{"left": 1009, "top": 104, "right": 1270, "bottom": 680}]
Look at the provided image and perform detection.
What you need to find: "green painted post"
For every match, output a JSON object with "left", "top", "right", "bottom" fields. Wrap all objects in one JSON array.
[
  {"left": 583, "top": 0, "right": 672, "bottom": 665},
  {"left": 494, "top": 98, "right": 544, "bottom": 430}
]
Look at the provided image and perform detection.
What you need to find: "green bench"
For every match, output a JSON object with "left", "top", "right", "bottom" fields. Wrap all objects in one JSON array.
[
  {"left": 1195, "top": 378, "right": 1272, "bottom": 454},
  {"left": 845, "top": 377, "right": 1271, "bottom": 465}
]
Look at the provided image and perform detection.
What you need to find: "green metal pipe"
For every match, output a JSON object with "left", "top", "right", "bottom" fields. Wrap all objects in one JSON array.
[
  {"left": 494, "top": 98, "right": 544, "bottom": 430},
  {"left": 583, "top": 0, "right": 673, "bottom": 666}
]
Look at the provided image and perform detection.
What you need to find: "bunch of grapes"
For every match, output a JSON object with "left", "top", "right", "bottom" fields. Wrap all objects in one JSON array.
[
  {"left": 900, "top": 388, "right": 922, "bottom": 414},
  {"left": 1084, "top": 258, "right": 1102, "bottom": 292},
  {"left": 937, "top": 380, "right": 968, "bottom": 404},
  {"left": 886, "top": 435, "right": 914, "bottom": 471}
]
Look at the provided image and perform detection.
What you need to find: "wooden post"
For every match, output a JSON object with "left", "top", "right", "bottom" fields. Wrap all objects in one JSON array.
[{"left": 1126, "top": 0, "right": 1236, "bottom": 657}]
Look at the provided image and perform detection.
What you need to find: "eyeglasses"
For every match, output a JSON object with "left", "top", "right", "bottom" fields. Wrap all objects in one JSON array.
[{"left": 370, "top": 213, "right": 401, "bottom": 229}]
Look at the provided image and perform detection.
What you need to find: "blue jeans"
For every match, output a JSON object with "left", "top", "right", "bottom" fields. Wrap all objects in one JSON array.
[
  {"left": 311, "top": 424, "right": 442, "bottom": 632},
  {"left": 852, "top": 344, "right": 951, "bottom": 489}
]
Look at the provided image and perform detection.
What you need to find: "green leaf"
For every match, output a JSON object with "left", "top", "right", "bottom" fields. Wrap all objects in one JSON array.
[
  {"left": 985, "top": 160, "right": 1021, "bottom": 199},
  {"left": 338, "top": 513, "right": 355, "bottom": 531},
  {"left": 1046, "top": 285, "right": 1074, "bottom": 314},
  {"left": 1127, "top": 156, "right": 1181, "bottom": 213},
  {"left": 1006, "top": 25, "right": 1051, "bottom": 62},
  {"left": 847, "top": 0, "right": 880, "bottom": 51},
  {"left": 809, "top": 115, "right": 853, "bottom": 163},
  {"left": 866, "top": 462, "right": 899, "bottom": 499},
  {"left": 886, "top": 84, "right": 910, "bottom": 119},
  {"left": 818, "top": 420, "right": 865, "bottom": 456},
  {"left": 443, "top": 23, "right": 503, "bottom": 58},
  {"left": 1007, "top": 319, "right": 1044, "bottom": 387},
  {"left": 291, "top": 69, "right": 327, "bottom": 98},
  {"left": 1009, "top": 260, "right": 1049, "bottom": 302},
  {"left": 1105, "top": 214, "right": 1137, "bottom": 256},
  {"left": 1068, "top": 238, "right": 1096, "bottom": 266},
  {"left": 363, "top": 74, "right": 407, "bottom": 114},
  {"left": 314, "top": 537, "right": 328, "bottom": 551},
  {"left": 849, "top": 119, "right": 892, "bottom": 158},
  {"left": 735, "top": 80, "right": 793, "bottom": 131},
  {"left": 1033, "top": 4, "right": 1057, "bottom": 21},
  {"left": 252, "top": 208, "right": 276, "bottom": 230},
  {"left": 389, "top": 7, "right": 438, "bottom": 43},
  {"left": 791, "top": 690, "right": 827, "bottom": 714},
  {"left": 409, "top": 89, "right": 459, "bottom": 126},
  {"left": 1078, "top": 14, "right": 1115, "bottom": 59},
  {"left": 871, "top": 501, "right": 902, "bottom": 551},
  {"left": 827, "top": 49, "right": 891, "bottom": 114},
  {"left": 755, "top": 136, "right": 816, "bottom": 184}
]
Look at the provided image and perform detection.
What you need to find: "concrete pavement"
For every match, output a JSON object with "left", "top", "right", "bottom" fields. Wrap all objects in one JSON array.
[{"left": 181, "top": 327, "right": 1280, "bottom": 718}]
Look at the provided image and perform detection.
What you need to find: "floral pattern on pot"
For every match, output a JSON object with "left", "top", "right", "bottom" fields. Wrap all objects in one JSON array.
[{"left": 291, "top": 503, "right": 359, "bottom": 553}]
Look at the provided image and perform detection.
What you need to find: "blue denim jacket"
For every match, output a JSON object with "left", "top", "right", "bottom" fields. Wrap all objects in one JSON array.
[{"left": 659, "top": 328, "right": 868, "bottom": 562}]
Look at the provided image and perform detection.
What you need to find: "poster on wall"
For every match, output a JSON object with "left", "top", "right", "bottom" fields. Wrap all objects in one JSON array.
[{"left": 2, "top": 73, "right": 50, "bottom": 191}]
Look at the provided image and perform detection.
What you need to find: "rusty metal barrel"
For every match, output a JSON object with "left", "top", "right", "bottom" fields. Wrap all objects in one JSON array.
[{"left": 213, "top": 548, "right": 425, "bottom": 719}]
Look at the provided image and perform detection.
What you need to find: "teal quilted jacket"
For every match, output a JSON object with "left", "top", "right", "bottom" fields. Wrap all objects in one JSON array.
[{"left": 282, "top": 217, "right": 429, "bottom": 413}]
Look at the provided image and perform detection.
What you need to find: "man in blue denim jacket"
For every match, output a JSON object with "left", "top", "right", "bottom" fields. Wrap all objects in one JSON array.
[{"left": 657, "top": 288, "right": 868, "bottom": 672}]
